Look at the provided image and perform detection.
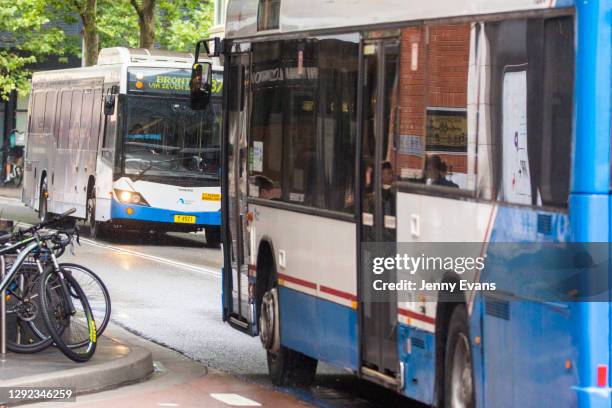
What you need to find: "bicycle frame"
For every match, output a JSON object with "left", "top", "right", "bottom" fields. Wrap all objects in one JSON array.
[{"left": 0, "top": 240, "right": 38, "bottom": 293}]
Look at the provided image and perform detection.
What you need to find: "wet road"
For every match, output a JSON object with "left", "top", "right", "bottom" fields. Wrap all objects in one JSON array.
[{"left": 0, "top": 196, "right": 422, "bottom": 408}]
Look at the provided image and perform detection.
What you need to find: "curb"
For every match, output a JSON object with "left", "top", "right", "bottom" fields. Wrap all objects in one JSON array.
[{"left": 0, "top": 345, "right": 154, "bottom": 405}]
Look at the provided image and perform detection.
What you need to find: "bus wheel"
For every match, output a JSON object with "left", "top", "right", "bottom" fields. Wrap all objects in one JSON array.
[
  {"left": 260, "top": 286, "right": 317, "bottom": 387},
  {"left": 38, "top": 179, "right": 50, "bottom": 222},
  {"left": 87, "top": 197, "right": 104, "bottom": 239},
  {"left": 205, "top": 227, "right": 221, "bottom": 247},
  {"left": 444, "top": 305, "right": 475, "bottom": 408}
]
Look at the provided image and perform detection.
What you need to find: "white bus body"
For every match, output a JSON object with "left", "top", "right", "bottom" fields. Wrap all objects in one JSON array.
[{"left": 23, "top": 47, "right": 224, "bottom": 242}]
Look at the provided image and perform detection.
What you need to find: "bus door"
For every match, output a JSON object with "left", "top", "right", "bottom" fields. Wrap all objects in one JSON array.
[
  {"left": 221, "top": 46, "right": 255, "bottom": 335},
  {"left": 358, "top": 36, "right": 400, "bottom": 384}
]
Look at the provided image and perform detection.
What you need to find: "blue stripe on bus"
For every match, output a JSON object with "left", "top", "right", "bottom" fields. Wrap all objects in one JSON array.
[
  {"left": 278, "top": 286, "right": 358, "bottom": 371},
  {"left": 111, "top": 200, "right": 221, "bottom": 226}
]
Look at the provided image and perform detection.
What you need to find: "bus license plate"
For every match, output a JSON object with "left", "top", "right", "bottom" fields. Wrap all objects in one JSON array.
[{"left": 174, "top": 215, "right": 196, "bottom": 224}]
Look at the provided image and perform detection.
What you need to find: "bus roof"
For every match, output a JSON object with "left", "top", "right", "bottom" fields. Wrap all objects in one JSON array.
[
  {"left": 225, "top": 0, "right": 574, "bottom": 40},
  {"left": 31, "top": 47, "right": 221, "bottom": 87},
  {"left": 97, "top": 47, "right": 194, "bottom": 65}
]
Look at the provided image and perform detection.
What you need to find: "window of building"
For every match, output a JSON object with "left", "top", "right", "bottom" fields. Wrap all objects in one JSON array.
[
  {"left": 214, "top": 0, "right": 226, "bottom": 26},
  {"left": 257, "top": 0, "right": 280, "bottom": 31},
  {"left": 249, "top": 36, "right": 359, "bottom": 213},
  {"left": 15, "top": 93, "right": 30, "bottom": 134}
]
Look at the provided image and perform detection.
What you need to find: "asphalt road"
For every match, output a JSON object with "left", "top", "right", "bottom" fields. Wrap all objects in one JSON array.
[{"left": 0, "top": 195, "right": 421, "bottom": 408}]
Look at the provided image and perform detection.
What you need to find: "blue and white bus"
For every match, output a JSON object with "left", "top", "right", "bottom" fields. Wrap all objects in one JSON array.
[
  {"left": 23, "top": 47, "right": 224, "bottom": 244},
  {"left": 213, "top": 0, "right": 611, "bottom": 406}
]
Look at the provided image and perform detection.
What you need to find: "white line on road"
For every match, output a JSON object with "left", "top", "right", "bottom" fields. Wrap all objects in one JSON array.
[
  {"left": 210, "top": 394, "right": 262, "bottom": 407},
  {"left": 80, "top": 238, "right": 222, "bottom": 278}
]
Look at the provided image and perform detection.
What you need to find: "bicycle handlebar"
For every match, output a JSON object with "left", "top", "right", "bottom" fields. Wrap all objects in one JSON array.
[{"left": 18, "top": 208, "right": 76, "bottom": 235}]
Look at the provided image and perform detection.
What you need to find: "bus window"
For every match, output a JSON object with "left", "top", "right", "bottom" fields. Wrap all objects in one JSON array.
[
  {"left": 485, "top": 16, "right": 573, "bottom": 208},
  {"left": 257, "top": 0, "right": 280, "bottom": 31},
  {"left": 43, "top": 90, "right": 57, "bottom": 135},
  {"left": 395, "top": 24, "right": 473, "bottom": 191},
  {"left": 31, "top": 91, "right": 46, "bottom": 135},
  {"left": 319, "top": 37, "right": 358, "bottom": 212},
  {"left": 58, "top": 90, "right": 72, "bottom": 148},
  {"left": 69, "top": 90, "right": 83, "bottom": 149},
  {"left": 80, "top": 90, "right": 94, "bottom": 150},
  {"left": 90, "top": 89, "right": 103, "bottom": 151},
  {"left": 249, "top": 36, "right": 359, "bottom": 212}
]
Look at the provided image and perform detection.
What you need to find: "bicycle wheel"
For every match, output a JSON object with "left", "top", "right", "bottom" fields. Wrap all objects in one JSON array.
[
  {"left": 5, "top": 262, "right": 55, "bottom": 353},
  {"left": 59, "top": 263, "right": 110, "bottom": 336},
  {"left": 39, "top": 267, "right": 97, "bottom": 362}
]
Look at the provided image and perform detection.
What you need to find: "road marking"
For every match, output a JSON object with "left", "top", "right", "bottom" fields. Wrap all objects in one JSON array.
[
  {"left": 80, "top": 238, "right": 221, "bottom": 278},
  {"left": 210, "top": 394, "right": 261, "bottom": 407}
]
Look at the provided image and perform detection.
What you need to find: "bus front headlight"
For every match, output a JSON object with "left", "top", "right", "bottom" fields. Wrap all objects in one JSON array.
[{"left": 114, "top": 189, "right": 149, "bottom": 206}]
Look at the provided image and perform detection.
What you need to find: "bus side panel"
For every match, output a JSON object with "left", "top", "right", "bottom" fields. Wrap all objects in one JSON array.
[
  {"left": 279, "top": 286, "right": 358, "bottom": 370},
  {"left": 95, "top": 154, "right": 113, "bottom": 222},
  {"left": 23, "top": 88, "right": 55, "bottom": 212},
  {"left": 483, "top": 206, "right": 577, "bottom": 408},
  {"left": 398, "top": 325, "right": 435, "bottom": 404},
  {"left": 252, "top": 204, "right": 358, "bottom": 370}
]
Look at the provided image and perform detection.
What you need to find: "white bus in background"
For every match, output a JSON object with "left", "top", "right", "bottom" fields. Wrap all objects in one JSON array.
[{"left": 22, "top": 47, "right": 224, "bottom": 245}]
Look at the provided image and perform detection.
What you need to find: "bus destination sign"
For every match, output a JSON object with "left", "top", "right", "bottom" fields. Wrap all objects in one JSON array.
[{"left": 128, "top": 68, "right": 223, "bottom": 96}]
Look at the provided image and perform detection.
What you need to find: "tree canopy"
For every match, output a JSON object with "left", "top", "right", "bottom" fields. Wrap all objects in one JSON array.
[
  {"left": 99, "top": 0, "right": 214, "bottom": 51},
  {"left": 0, "top": 0, "right": 214, "bottom": 99},
  {"left": 0, "top": 1, "right": 70, "bottom": 98}
]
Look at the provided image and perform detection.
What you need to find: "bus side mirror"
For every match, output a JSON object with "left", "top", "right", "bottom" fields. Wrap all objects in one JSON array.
[
  {"left": 104, "top": 94, "right": 116, "bottom": 116},
  {"left": 190, "top": 62, "right": 212, "bottom": 110}
]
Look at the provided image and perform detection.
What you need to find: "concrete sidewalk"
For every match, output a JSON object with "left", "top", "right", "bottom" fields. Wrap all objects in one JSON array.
[
  {"left": 27, "top": 324, "right": 310, "bottom": 408},
  {"left": 0, "top": 334, "right": 153, "bottom": 406}
]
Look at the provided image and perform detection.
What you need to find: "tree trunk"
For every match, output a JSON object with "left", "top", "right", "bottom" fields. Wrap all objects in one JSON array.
[
  {"left": 81, "top": 0, "right": 99, "bottom": 66},
  {"left": 131, "top": 0, "right": 156, "bottom": 49}
]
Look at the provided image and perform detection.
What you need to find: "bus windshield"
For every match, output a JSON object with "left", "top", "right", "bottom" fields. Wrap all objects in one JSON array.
[{"left": 123, "top": 95, "right": 221, "bottom": 183}]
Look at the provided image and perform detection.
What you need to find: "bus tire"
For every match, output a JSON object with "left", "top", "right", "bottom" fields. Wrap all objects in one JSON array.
[
  {"left": 205, "top": 227, "right": 221, "bottom": 247},
  {"left": 87, "top": 196, "right": 104, "bottom": 239},
  {"left": 260, "top": 284, "right": 317, "bottom": 387},
  {"left": 444, "top": 304, "right": 475, "bottom": 408},
  {"left": 267, "top": 345, "right": 318, "bottom": 387}
]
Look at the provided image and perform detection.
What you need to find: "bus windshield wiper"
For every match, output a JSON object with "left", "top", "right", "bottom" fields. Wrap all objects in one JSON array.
[
  {"left": 133, "top": 160, "right": 153, "bottom": 181},
  {"left": 132, "top": 157, "right": 189, "bottom": 181}
]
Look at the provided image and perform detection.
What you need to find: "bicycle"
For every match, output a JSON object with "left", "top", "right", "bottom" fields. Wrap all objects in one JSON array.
[{"left": 0, "top": 209, "right": 97, "bottom": 362}]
